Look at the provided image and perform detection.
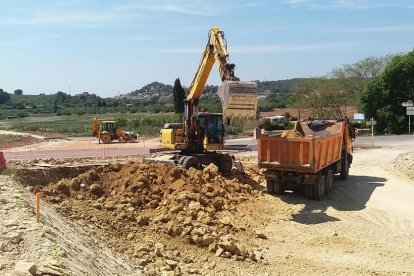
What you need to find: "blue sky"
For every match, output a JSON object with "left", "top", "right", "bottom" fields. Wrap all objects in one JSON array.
[{"left": 0, "top": 0, "right": 413, "bottom": 97}]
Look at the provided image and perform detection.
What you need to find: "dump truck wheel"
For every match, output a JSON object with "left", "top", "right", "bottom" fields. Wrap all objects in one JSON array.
[
  {"left": 304, "top": 184, "right": 313, "bottom": 199},
  {"left": 313, "top": 175, "right": 326, "bottom": 201},
  {"left": 326, "top": 170, "right": 334, "bottom": 194},
  {"left": 340, "top": 156, "right": 349, "bottom": 180},
  {"left": 180, "top": 156, "right": 200, "bottom": 170},
  {"left": 218, "top": 154, "right": 233, "bottom": 174},
  {"left": 266, "top": 180, "right": 274, "bottom": 194},
  {"left": 100, "top": 133, "right": 112, "bottom": 144},
  {"left": 273, "top": 179, "right": 285, "bottom": 195}
]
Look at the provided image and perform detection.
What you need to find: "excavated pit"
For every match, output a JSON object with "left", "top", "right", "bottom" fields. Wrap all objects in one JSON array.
[{"left": 12, "top": 158, "right": 284, "bottom": 275}]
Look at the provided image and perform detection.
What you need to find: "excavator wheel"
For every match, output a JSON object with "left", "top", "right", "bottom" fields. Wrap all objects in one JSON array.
[
  {"left": 100, "top": 133, "right": 112, "bottom": 144},
  {"left": 179, "top": 156, "right": 200, "bottom": 170},
  {"left": 218, "top": 154, "right": 233, "bottom": 174}
]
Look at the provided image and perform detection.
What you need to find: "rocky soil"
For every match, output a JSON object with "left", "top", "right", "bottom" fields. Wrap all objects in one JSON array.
[
  {"left": 3, "top": 145, "right": 414, "bottom": 275},
  {"left": 25, "top": 160, "right": 281, "bottom": 275},
  {"left": 0, "top": 173, "right": 140, "bottom": 276},
  {"left": 391, "top": 150, "right": 414, "bottom": 179}
]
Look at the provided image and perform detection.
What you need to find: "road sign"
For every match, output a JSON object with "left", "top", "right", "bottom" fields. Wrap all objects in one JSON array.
[
  {"left": 366, "top": 120, "right": 377, "bottom": 126},
  {"left": 353, "top": 113, "right": 365, "bottom": 120},
  {"left": 402, "top": 101, "right": 413, "bottom": 107},
  {"left": 407, "top": 106, "right": 414, "bottom": 111},
  {"left": 407, "top": 110, "right": 414, "bottom": 115}
]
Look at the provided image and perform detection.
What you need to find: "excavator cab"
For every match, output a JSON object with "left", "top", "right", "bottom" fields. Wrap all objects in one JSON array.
[
  {"left": 198, "top": 113, "right": 224, "bottom": 150},
  {"left": 101, "top": 121, "right": 117, "bottom": 135}
]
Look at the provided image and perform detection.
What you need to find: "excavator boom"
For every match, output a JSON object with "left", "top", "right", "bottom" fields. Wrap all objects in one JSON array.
[{"left": 185, "top": 26, "right": 258, "bottom": 117}]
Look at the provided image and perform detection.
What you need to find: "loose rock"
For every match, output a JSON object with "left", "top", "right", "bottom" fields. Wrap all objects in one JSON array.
[{"left": 14, "top": 260, "right": 36, "bottom": 275}]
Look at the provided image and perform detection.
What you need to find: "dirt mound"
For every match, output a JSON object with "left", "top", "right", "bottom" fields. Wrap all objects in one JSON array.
[
  {"left": 392, "top": 150, "right": 414, "bottom": 179},
  {"left": 35, "top": 160, "right": 268, "bottom": 274}
]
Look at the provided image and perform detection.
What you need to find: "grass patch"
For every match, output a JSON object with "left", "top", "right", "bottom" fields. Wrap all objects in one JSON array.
[
  {"left": 0, "top": 134, "right": 24, "bottom": 142},
  {"left": 0, "top": 113, "right": 181, "bottom": 137}
]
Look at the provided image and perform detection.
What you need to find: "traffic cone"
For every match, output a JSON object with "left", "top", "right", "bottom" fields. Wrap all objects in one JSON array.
[{"left": 0, "top": 152, "right": 6, "bottom": 169}]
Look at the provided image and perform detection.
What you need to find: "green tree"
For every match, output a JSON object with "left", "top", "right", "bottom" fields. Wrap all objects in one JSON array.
[
  {"left": 0, "top": 89, "right": 10, "bottom": 104},
  {"left": 331, "top": 55, "right": 393, "bottom": 106},
  {"left": 360, "top": 51, "right": 414, "bottom": 134},
  {"left": 291, "top": 78, "right": 348, "bottom": 119},
  {"left": 14, "top": 89, "right": 23, "bottom": 95},
  {"left": 116, "top": 117, "right": 128, "bottom": 128},
  {"left": 173, "top": 78, "right": 185, "bottom": 114}
]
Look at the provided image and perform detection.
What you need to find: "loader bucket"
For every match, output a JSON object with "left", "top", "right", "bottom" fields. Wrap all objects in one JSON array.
[{"left": 217, "top": 81, "right": 258, "bottom": 121}]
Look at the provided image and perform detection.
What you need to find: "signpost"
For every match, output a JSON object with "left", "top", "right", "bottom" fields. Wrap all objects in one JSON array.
[
  {"left": 368, "top": 118, "right": 376, "bottom": 147},
  {"left": 403, "top": 101, "right": 413, "bottom": 134}
]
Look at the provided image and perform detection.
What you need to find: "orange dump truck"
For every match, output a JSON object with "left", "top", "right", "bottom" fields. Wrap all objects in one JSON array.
[{"left": 257, "top": 119, "right": 354, "bottom": 200}]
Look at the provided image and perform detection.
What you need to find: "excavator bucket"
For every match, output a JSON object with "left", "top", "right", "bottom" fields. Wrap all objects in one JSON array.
[{"left": 217, "top": 81, "right": 258, "bottom": 121}]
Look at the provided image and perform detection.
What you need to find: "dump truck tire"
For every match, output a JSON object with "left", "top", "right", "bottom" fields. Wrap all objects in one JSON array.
[
  {"left": 100, "top": 133, "right": 112, "bottom": 144},
  {"left": 313, "top": 175, "right": 326, "bottom": 201},
  {"left": 273, "top": 179, "right": 285, "bottom": 195},
  {"left": 340, "top": 155, "right": 349, "bottom": 180},
  {"left": 304, "top": 184, "right": 313, "bottom": 199},
  {"left": 326, "top": 169, "right": 334, "bottom": 194},
  {"left": 266, "top": 180, "right": 274, "bottom": 194}
]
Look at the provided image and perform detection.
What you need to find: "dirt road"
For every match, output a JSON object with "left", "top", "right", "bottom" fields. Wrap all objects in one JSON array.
[{"left": 255, "top": 146, "right": 414, "bottom": 275}]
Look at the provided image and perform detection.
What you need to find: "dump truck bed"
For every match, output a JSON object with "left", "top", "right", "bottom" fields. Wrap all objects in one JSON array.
[{"left": 258, "top": 121, "right": 345, "bottom": 173}]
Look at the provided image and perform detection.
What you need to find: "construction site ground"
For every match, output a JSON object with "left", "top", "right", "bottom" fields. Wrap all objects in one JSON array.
[{"left": 1, "top": 134, "right": 414, "bottom": 275}]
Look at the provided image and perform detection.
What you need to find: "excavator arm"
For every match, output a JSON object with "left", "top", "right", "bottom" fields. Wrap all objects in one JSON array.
[
  {"left": 186, "top": 26, "right": 238, "bottom": 102},
  {"left": 92, "top": 117, "right": 100, "bottom": 137},
  {"left": 184, "top": 26, "right": 258, "bottom": 146}
]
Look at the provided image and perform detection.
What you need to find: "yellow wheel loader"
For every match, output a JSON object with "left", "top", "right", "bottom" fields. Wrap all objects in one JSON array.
[{"left": 91, "top": 118, "right": 137, "bottom": 144}]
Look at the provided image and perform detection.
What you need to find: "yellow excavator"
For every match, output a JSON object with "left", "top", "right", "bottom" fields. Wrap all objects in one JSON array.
[
  {"left": 147, "top": 26, "right": 258, "bottom": 173},
  {"left": 92, "top": 117, "right": 137, "bottom": 144}
]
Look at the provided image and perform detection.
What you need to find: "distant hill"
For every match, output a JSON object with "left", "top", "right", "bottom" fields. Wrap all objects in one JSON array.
[
  {"left": 255, "top": 78, "right": 305, "bottom": 95},
  {"left": 117, "top": 81, "right": 174, "bottom": 101},
  {"left": 118, "top": 78, "right": 304, "bottom": 100}
]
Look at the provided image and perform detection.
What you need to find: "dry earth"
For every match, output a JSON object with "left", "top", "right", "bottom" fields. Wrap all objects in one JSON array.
[{"left": 1, "top": 142, "right": 414, "bottom": 275}]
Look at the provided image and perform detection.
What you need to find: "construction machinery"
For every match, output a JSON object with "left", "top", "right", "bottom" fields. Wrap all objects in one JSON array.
[
  {"left": 92, "top": 117, "right": 137, "bottom": 144},
  {"left": 257, "top": 118, "right": 354, "bottom": 200},
  {"left": 148, "top": 26, "right": 258, "bottom": 173}
]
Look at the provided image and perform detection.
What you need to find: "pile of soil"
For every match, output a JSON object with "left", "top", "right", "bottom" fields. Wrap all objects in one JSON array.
[
  {"left": 33, "top": 161, "right": 271, "bottom": 274},
  {"left": 392, "top": 150, "right": 414, "bottom": 179}
]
